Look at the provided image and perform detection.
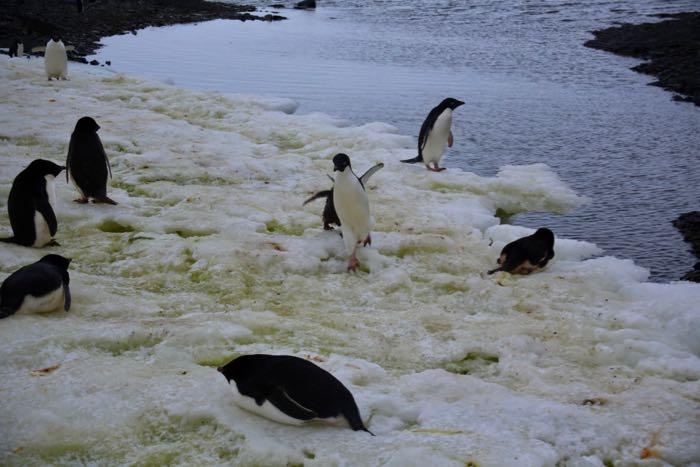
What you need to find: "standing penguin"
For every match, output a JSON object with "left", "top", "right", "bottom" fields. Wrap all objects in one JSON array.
[
  {"left": 43, "top": 38, "right": 68, "bottom": 80},
  {"left": 332, "top": 154, "right": 372, "bottom": 272},
  {"left": 1, "top": 159, "right": 65, "bottom": 247},
  {"left": 401, "top": 97, "right": 464, "bottom": 172},
  {"left": 0, "top": 254, "right": 71, "bottom": 319},
  {"left": 9, "top": 40, "right": 24, "bottom": 58},
  {"left": 303, "top": 162, "right": 383, "bottom": 231},
  {"left": 66, "top": 117, "right": 117, "bottom": 205},
  {"left": 218, "top": 354, "right": 373, "bottom": 434},
  {"left": 488, "top": 228, "right": 555, "bottom": 275}
]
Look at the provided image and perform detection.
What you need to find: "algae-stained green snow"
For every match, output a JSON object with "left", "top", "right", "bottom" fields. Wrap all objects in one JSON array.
[{"left": 0, "top": 56, "right": 699, "bottom": 466}]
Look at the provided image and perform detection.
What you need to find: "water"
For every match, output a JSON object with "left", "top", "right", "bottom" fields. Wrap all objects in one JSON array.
[{"left": 89, "top": 0, "right": 700, "bottom": 282}]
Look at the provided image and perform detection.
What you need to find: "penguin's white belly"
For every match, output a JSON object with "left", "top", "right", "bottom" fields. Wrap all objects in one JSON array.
[
  {"left": 228, "top": 385, "right": 308, "bottom": 426},
  {"left": 18, "top": 288, "right": 64, "bottom": 314},
  {"left": 45, "top": 44, "right": 67, "bottom": 78},
  {"left": 17, "top": 43, "right": 24, "bottom": 57},
  {"left": 33, "top": 211, "right": 52, "bottom": 247},
  {"left": 333, "top": 173, "right": 370, "bottom": 253},
  {"left": 423, "top": 110, "right": 452, "bottom": 164}
]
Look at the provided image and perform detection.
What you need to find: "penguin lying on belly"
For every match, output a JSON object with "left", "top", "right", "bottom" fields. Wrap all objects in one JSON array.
[
  {"left": 0, "top": 254, "right": 71, "bottom": 319},
  {"left": 218, "top": 354, "right": 373, "bottom": 434},
  {"left": 488, "top": 228, "right": 555, "bottom": 275},
  {"left": 401, "top": 97, "right": 464, "bottom": 172},
  {"left": 303, "top": 162, "right": 383, "bottom": 231},
  {"left": 1, "top": 159, "right": 65, "bottom": 247}
]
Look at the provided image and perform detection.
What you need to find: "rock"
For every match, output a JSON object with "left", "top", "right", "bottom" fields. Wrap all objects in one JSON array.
[
  {"left": 89, "top": 59, "right": 99, "bottom": 65},
  {"left": 294, "top": 0, "right": 315, "bottom": 10},
  {"left": 271, "top": 3, "right": 285, "bottom": 7},
  {"left": 105, "top": 60, "right": 111, "bottom": 66},
  {"left": 673, "top": 211, "right": 700, "bottom": 282}
]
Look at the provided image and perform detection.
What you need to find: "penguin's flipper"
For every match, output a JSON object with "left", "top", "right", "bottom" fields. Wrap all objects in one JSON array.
[
  {"left": 326, "top": 174, "right": 335, "bottom": 183},
  {"left": 36, "top": 189, "right": 58, "bottom": 236},
  {"left": 266, "top": 387, "right": 317, "bottom": 421},
  {"left": 0, "top": 237, "right": 17, "bottom": 244},
  {"left": 487, "top": 266, "right": 504, "bottom": 275},
  {"left": 31, "top": 46, "right": 46, "bottom": 53},
  {"left": 303, "top": 190, "right": 332, "bottom": 206},
  {"left": 66, "top": 138, "right": 74, "bottom": 183},
  {"left": 400, "top": 155, "right": 423, "bottom": 164},
  {"left": 343, "top": 406, "right": 374, "bottom": 435},
  {"left": 359, "top": 163, "right": 384, "bottom": 186},
  {"left": 63, "top": 283, "right": 71, "bottom": 311},
  {"left": 448, "top": 130, "right": 454, "bottom": 148},
  {"left": 97, "top": 137, "right": 112, "bottom": 179}
]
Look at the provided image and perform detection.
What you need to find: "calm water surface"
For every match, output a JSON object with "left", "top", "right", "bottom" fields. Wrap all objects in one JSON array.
[{"left": 90, "top": 1, "right": 700, "bottom": 281}]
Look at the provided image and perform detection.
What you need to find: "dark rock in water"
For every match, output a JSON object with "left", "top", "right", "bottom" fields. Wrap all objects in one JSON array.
[
  {"left": 105, "top": 60, "right": 111, "bottom": 66},
  {"left": 584, "top": 12, "right": 700, "bottom": 106},
  {"left": 673, "top": 211, "right": 700, "bottom": 282},
  {"left": 271, "top": 3, "right": 285, "bottom": 8},
  {"left": 89, "top": 59, "right": 99, "bottom": 65},
  {"left": 0, "top": 0, "right": 283, "bottom": 63},
  {"left": 294, "top": 0, "right": 316, "bottom": 10}
]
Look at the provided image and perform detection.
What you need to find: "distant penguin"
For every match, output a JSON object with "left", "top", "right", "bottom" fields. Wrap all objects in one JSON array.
[
  {"left": 303, "top": 162, "right": 383, "bottom": 231},
  {"left": 66, "top": 116, "right": 117, "bottom": 205},
  {"left": 0, "top": 254, "right": 71, "bottom": 319},
  {"left": 1, "top": 159, "right": 65, "bottom": 247},
  {"left": 44, "top": 38, "right": 68, "bottom": 80},
  {"left": 401, "top": 97, "right": 464, "bottom": 172},
  {"left": 218, "top": 354, "right": 373, "bottom": 434},
  {"left": 332, "top": 154, "right": 373, "bottom": 272},
  {"left": 9, "top": 40, "right": 24, "bottom": 58},
  {"left": 488, "top": 228, "right": 555, "bottom": 275}
]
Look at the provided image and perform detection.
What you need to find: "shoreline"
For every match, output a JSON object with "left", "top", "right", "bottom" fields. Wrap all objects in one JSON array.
[
  {"left": 584, "top": 12, "right": 700, "bottom": 106},
  {"left": 0, "top": 0, "right": 285, "bottom": 64}
]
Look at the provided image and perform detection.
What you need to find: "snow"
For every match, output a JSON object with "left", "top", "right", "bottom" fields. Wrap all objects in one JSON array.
[{"left": 0, "top": 56, "right": 698, "bottom": 466}]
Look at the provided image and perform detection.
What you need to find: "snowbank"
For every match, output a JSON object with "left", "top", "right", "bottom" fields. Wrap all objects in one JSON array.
[{"left": 0, "top": 56, "right": 698, "bottom": 466}]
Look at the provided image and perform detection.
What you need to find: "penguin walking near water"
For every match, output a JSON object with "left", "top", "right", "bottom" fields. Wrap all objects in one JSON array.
[
  {"left": 218, "top": 354, "right": 373, "bottom": 434},
  {"left": 0, "top": 254, "right": 71, "bottom": 319},
  {"left": 488, "top": 228, "right": 555, "bottom": 275},
  {"left": 401, "top": 97, "right": 464, "bottom": 172},
  {"left": 66, "top": 117, "right": 117, "bottom": 205},
  {"left": 1, "top": 159, "right": 65, "bottom": 247},
  {"left": 303, "top": 162, "right": 383, "bottom": 231},
  {"left": 332, "top": 154, "right": 373, "bottom": 272}
]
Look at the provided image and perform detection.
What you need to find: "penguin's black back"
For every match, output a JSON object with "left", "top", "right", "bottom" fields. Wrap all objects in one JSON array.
[
  {"left": 500, "top": 228, "right": 555, "bottom": 271},
  {"left": 220, "top": 354, "right": 370, "bottom": 432},
  {"left": 0, "top": 255, "right": 69, "bottom": 318},
  {"left": 4, "top": 165, "right": 54, "bottom": 246},
  {"left": 67, "top": 120, "right": 111, "bottom": 198}
]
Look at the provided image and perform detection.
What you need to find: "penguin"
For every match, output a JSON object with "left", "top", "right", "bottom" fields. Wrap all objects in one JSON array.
[
  {"left": 66, "top": 116, "right": 117, "bottom": 205},
  {"left": 488, "top": 228, "right": 555, "bottom": 275},
  {"left": 0, "top": 254, "right": 71, "bottom": 319},
  {"left": 217, "top": 354, "right": 373, "bottom": 434},
  {"left": 43, "top": 38, "right": 68, "bottom": 81},
  {"left": 303, "top": 162, "right": 383, "bottom": 231},
  {"left": 9, "top": 40, "right": 24, "bottom": 58},
  {"left": 76, "top": 0, "right": 84, "bottom": 13},
  {"left": 1, "top": 159, "right": 65, "bottom": 247},
  {"left": 401, "top": 97, "right": 465, "bottom": 172},
  {"left": 332, "top": 154, "right": 373, "bottom": 272}
]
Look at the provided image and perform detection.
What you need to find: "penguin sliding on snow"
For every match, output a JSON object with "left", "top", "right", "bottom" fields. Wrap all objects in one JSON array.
[
  {"left": 488, "top": 228, "right": 555, "bottom": 275},
  {"left": 1, "top": 159, "right": 65, "bottom": 247},
  {"left": 332, "top": 154, "right": 373, "bottom": 272},
  {"left": 218, "top": 354, "right": 373, "bottom": 434},
  {"left": 66, "top": 116, "right": 117, "bottom": 205},
  {"left": 32, "top": 38, "right": 75, "bottom": 81},
  {"left": 401, "top": 97, "right": 464, "bottom": 172},
  {"left": 303, "top": 162, "right": 383, "bottom": 231},
  {"left": 0, "top": 254, "right": 71, "bottom": 319}
]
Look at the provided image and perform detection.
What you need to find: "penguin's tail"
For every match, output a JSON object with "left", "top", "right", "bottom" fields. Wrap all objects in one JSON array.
[
  {"left": 400, "top": 155, "right": 423, "bottom": 164},
  {"left": 0, "top": 236, "right": 17, "bottom": 244},
  {"left": 344, "top": 408, "right": 375, "bottom": 436},
  {"left": 0, "top": 307, "right": 12, "bottom": 319},
  {"left": 487, "top": 266, "right": 504, "bottom": 275},
  {"left": 303, "top": 190, "right": 331, "bottom": 206},
  {"left": 94, "top": 196, "right": 118, "bottom": 205}
]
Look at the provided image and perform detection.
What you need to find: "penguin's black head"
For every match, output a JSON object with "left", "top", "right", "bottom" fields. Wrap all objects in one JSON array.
[
  {"left": 534, "top": 228, "right": 555, "bottom": 246},
  {"left": 26, "top": 159, "right": 66, "bottom": 177},
  {"left": 333, "top": 153, "right": 351, "bottom": 172},
  {"left": 218, "top": 354, "right": 269, "bottom": 384},
  {"left": 441, "top": 97, "right": 465, "bottom": 110},
  {"left": 51, "top": 36, "right": 61, "bottom": 43},
  {"left": 39, "top": 254, "right": 72, "bottom": 271},
  {"left": 74, "top": 116, "right": 100, "bottom": 133}
]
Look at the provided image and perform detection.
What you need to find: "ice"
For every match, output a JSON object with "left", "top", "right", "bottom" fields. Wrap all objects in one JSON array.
[{"left": 0, "top": 56, "right": 698, "bottom": 466}]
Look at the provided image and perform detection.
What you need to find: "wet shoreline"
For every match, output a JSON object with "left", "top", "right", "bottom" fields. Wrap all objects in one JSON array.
[{"left": 0, "top": 0, "right": 285, "bottom": 63}]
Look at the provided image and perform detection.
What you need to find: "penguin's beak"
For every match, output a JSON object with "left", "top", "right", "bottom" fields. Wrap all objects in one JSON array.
[{"left": 455, "top": 100, "right": 465, "bottom": 108}]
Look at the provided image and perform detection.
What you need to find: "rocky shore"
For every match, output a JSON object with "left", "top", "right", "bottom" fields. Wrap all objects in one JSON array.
[
  {"left": 585, "top": 12, "right": 700, "bottom": 106},
  {"left": 673, "top": 212, "right": 700, "bottom": 282},
  {"left": 0, "top": 0, "right": 285, "bottom": 63}
]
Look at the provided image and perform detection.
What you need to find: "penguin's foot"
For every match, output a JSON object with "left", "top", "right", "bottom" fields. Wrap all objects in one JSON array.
[
  {"left": 46, "top": 239, "right": 61, "bottom": 247},
  {"left": 95, "top": 196, "right": 118, "bottom": 205},
  {"left": 363, "top": 234, "right": 372, "bottom": 246},
  {"left": 323, "top": 224, "right": 335, "bottom": 231},
  {"left": 347, "top": 257, "right": 360, "bottom": 272},
  {"left": 73, "top": 197, "right": 89, "bottom": 204},
  {"left": 427, "top": 166, "right": 445, "bottom": 172}
]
